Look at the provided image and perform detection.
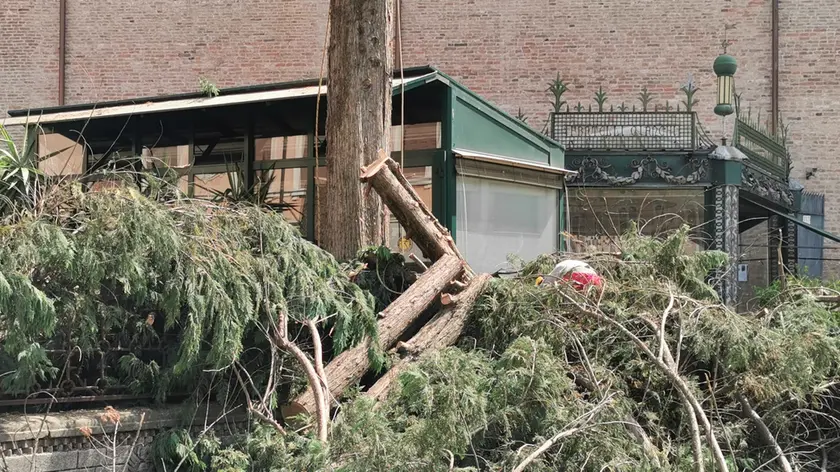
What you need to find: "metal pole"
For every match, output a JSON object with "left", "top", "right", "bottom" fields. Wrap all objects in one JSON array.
[
  {"left": 58, "top": 0, "right": 66, "bottom": 105},
  {"left": 771, "top": 0, "right": 779, "bottom": 134}
]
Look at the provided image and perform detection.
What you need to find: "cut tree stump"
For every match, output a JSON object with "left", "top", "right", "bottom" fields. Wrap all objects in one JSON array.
[
  {"left": 289, "top": 254, "right": 464, "bottom": 416},
  {"left": 362, "top": 151, "right": 470, "bottom": 274},
  {"left": 365, "top": 273, "right": 492, "bottom": 403}
]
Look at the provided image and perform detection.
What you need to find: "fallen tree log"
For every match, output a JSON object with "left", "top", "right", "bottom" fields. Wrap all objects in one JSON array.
[
  {"left": 366, "top": 273, "right": 492, "bottom": 402},
  {"left": 361, "top": 151, "right": 469, "bottom": 271},
  {"left": 288, "top": 253, "right": 464, "bottom": 416}
]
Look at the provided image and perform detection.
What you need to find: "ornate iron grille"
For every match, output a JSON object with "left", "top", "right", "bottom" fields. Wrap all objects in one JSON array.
[
  {"left": 733, "top": 118, "right": 788, "bottom": 174},
  {"left": 551, "top": 112, "right": 697, "bottom": 151}
]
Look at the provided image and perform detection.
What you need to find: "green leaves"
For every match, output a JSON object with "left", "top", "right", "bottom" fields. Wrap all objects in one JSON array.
[{"left": 0, "top": 343, "right": 57, "bottom": 394}]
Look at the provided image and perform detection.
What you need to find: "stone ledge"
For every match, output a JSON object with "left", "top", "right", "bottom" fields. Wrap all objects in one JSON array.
[
  {"left": 0, "top": 405, "right": 246, "bottom": 445},
  {"left": 1, "top": 450, "right": 80, "bottom": 472}
]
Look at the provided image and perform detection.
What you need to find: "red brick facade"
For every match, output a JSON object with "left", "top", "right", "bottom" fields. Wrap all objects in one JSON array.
[{"left": 2, "top": 0, "right": 838, "bottom": 273}]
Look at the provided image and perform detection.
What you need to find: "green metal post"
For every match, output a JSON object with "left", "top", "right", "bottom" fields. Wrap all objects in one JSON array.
[
  {"left": 558, "top": 188, "right": 566, "bottom": 252},
  {"left": 441, "top": 88, "right": 457, "bottom": 241}
]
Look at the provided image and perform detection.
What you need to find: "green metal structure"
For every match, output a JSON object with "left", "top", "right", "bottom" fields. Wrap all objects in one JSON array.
[
  {"left": 4, "top": 66, "right": 570, "bottom": 273},
  {"left": 548, "top": 71, "right": 837, "bottom": 305}
]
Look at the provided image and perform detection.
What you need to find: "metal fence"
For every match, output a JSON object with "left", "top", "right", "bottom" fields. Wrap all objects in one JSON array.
[
  {"left": 733, "top": 118, "right": 789, "bottom": 173},
  {"left": 551, "top": 112, "right": 697, "bottom": 151}
]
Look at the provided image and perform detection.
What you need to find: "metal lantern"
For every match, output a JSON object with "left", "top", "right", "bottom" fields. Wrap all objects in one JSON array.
[{"left": 713, "top": 54, "right": 737, "bottom": 116}]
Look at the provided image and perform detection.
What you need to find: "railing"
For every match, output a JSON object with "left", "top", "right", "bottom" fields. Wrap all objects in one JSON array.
[
  {"left": 733, "top": 118, "right": 789, "bottom": 176},
  {"left": 551, "top": 112, "right": 699, "bottom": 151}
]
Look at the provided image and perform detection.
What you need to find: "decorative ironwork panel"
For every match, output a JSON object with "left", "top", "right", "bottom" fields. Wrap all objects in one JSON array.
[
  {"left": 733, "top": 118, "right": 788, "bottom": 175},
  {"left": 714, "top": 185, "right": 739, "bottom": 306},
  {"left": 565, "top": 155, "right": 709, "bottom": 186},
  {"left": 552, "top": 112, "right": 696, "bottom": 151},
  {"left": 741, "top": 165, "right": 794, "bottom": 208}
]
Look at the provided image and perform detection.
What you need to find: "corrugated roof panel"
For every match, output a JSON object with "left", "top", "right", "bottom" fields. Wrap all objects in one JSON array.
[{"left": 2, "top": 75, "right": 433, "bottom": 127}]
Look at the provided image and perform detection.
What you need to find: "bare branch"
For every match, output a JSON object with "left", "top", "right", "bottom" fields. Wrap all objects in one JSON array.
[
  {"left": 658, "top": 290, "right": 675, "bottom": 362},
  {"left": 119, "top": 413, "right": 146, "bottom": 472},
  {"left": 307, "top": 318, "right": 331, "bottom": 412},
  {"left": 511, "top": 393, "right": 615, "bottom": 472},
  {"left": 558, "top": 291, "right": 730, "bottom": 472},
  {"left": 737, "top": 393, "right": 793, "bottom": 472},
  {"left": 276, "top": 316, "right": 329, "bottom": 443}
]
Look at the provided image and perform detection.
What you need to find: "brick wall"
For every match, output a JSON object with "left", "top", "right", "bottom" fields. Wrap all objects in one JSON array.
[
  {"left": 0, "top": 1, "right": 60, "bottom": 125},
  {"left": 778, "top": 0, "right": 840, "bottom": 276},
  {"left": 2, "top": 0, "right": 838, "bottom": 273}
]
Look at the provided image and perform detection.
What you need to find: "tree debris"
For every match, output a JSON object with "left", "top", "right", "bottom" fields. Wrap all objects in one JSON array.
[{"left": 290, "top": 254, "right": 464, "bottom": 415}]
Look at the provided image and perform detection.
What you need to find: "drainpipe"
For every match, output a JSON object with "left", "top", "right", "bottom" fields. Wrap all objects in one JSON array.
[
  {"left": 771, "top": 0, "right": 779, "bottom": 134},
  {"left": 58, "top": 0, "right": 66, "bottom": 105}
]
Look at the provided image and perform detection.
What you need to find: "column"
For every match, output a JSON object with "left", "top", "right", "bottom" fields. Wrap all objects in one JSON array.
[
  {"left": 784, "top": 219, "right": 798, "bottom": 276},
  {"left": 768, "top": 215, "right": 781, "bottom": 282},
  {"left": 714, "top": 185, "right": 740, "bottom": 305}
]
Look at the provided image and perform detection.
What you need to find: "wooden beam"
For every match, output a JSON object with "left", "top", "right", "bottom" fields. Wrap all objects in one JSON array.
[
  {"left": 288, "top": 254, "right": 464, "bottom": 416},
  {"left": 361, "top": 151, "right": 470, "bottom": 272},
  {"left": 365, "top": 273, "right": 491, "bottom": 402}
]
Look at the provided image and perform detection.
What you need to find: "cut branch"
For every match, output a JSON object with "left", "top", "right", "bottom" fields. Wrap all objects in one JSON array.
[
  {"left": 366, "top": 273, "right": 491, "bottom": 402},
  {"left": 658, "top": 291, "right": 675, "bottom": 362},
  {"left": 291, "top": 254, "right": 464, "bottom": 415},
  {"left": 680, "top": 389, "right": 705, "bottom": 472},
  {"left": 307, "top": 319, "right": 330, "bottom": 413},
  {"left": 276, "top": 328, "right": 329, "bottom": 443},
  {"left": 737, "top": 393, "right": 793, "bottom": 472},
  {"left": 362, "top": 151, "right": 470, "bottom": 273}
]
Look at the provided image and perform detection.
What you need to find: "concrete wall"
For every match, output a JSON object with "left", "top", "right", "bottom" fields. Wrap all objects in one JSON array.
[
  {"left": 1, "top": 0, "right": 837, "bottom": 272},
  {"left": 0, "top": 406, "right": 247, "bottom": 472}
]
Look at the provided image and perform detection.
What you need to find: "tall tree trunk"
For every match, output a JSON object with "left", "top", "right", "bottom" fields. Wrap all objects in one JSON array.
[{"left": 323, "top": 0, "right": 393, "bottom": 259}]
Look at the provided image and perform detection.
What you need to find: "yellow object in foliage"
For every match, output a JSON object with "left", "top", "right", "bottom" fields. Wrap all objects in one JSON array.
[
  {"left": 535, "top": 276, "right": 544, "bottom": 286},
  {"left": 398, "top": 237, "right": 412, "bottom": 251}
]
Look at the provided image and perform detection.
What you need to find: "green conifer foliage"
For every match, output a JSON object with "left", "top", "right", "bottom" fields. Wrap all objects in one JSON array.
[{"left": 0, "top": 184, "right": 377, "bottom": 398}]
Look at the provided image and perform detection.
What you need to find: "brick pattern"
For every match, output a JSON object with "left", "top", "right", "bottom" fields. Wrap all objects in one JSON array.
[
  {"left": 1, "top": 0, "right": 838, "bottom": 272},
  {"left": 777, "top": 0, "right": 840, "bottom": 276}
]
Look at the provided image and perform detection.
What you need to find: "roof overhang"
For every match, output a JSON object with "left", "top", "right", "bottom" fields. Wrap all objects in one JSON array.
[
  {"left": 2, "top": 74, "right": 437, "bottom": 127},
  {"left": 742, "top": 195, "right": 840, "bottom": 244},
  {"left": 453, "top": 149, "right": 575, "bottom": 176}
]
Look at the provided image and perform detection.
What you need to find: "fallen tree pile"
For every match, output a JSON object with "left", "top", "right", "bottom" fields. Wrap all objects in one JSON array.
[
  {"left": 149, "top": 224, "right": 840, "bottom": 471},
  {"left": 154, "top": 160, "right": 840, "bottom": 471},
  {"left": 2, "top": 144, "right": 840, "bottom": 470}
]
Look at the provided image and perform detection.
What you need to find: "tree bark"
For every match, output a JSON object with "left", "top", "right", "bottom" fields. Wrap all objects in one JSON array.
[
  {"left": 290, "top": 254, "right": 463, "bottom": 415},
  {"left": 322, "top": 0, "right": 393, "bottom": 259},
  {"left": 362, "top": 152, "right": 468, "bottom": 268},
  {"left": 366, "top": 273, "right": 491, "bottom": 402}
]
